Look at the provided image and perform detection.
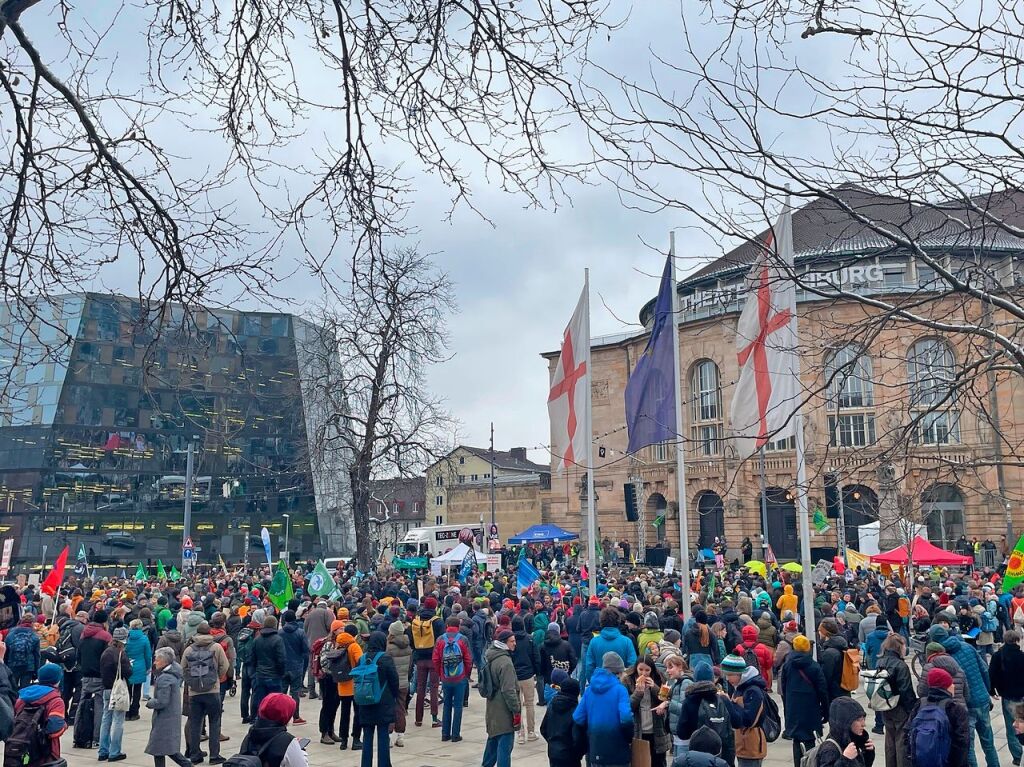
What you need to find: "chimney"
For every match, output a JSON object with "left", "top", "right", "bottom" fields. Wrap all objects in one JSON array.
[{"left": 509, "top": 447, "right": 527, "bottom": 462}]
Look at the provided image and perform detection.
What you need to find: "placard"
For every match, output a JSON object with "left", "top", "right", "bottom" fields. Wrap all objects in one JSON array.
[
  {"left": 486, "top": 553, "right": 502, "bottom": 572},
  {"left": 430, "top": 560, "right": 443, "bottom": 576},
  {"left": 0, "top": 538, "right": 13, "bottom": 577},
  {"left": 663, "top": 556, "right": 676, "bottom": 574}
]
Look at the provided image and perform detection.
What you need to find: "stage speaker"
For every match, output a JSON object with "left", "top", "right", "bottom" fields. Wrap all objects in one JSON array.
[
  {"left": 624, "top": 481, "right": 641, "bottom": 521},
  {"left": 824, "top": 471, "right": 840, "bottom": 519}
]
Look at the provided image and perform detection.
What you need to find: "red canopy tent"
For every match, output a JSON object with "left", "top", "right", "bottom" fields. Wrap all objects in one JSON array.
[{"left": 870, "top": 536, "right": 973, "bottom": 566}]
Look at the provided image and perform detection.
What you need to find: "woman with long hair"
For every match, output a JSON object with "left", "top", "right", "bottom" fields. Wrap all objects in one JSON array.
[{"left": 622, "top": 654, "right": 672, "bottom": 767}]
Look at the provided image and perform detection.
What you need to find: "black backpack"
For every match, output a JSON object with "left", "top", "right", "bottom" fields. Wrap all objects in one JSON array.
[
  {"left": 329, "top": 648, "right": 353, "bottom": 683},
  {"left": 3, "top": 701, "right": 50, "bottom": 767},
  {"left": 697, "top": 698, "right": 735, "bottom": 755},
  {"left": 54, "top": 624, "right": 77, "bottom": 670},
  {"left": 225, "top": 731, "right": 294, "bottom": 767},
  {"left": 236, "top": 628, "right": 255, "bottom": 665}
]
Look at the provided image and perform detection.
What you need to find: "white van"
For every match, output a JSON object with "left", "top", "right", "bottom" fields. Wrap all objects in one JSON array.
[{"left": 398, "top": 525, "right": 484, "bottom": 558}]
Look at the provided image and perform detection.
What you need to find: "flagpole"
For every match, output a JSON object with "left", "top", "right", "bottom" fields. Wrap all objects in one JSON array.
[
  {"left": 669, "top": 232, "right": 693, "bottom": 621},
  {"left": 584, "top": 269, "right": 598, "bottom": 598}
]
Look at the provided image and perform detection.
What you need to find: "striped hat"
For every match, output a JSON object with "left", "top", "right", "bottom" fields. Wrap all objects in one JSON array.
[{"left": 720, "top": 654, "right": 747, "bottom": 673}]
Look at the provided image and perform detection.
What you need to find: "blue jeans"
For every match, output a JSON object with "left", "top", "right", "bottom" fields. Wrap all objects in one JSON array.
[
  {"left": 1002, "top": 698, "right": 1023, "bottom": 762},
  {"left": 98, "top": 689, "right": 125, "bottom": 758},
  {"left": 481, "top": 731, "right": 514, "bottom": 767},
  {"left": 360, "top": 722, "right": 390, "bottom": 767},
  {"left": 442, "top": 680, "right": 468, "bottom": 738},
  {"left": 967, "top": 705, "right": 1000, "bottom": 767},
  {"left": 251, "top": 677, "right": 282, "bottom": 719}
]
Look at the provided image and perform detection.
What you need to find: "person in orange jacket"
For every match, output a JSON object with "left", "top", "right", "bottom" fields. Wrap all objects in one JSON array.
[{"left": 335, "top": 624, "right": 363, "bottom": 752}]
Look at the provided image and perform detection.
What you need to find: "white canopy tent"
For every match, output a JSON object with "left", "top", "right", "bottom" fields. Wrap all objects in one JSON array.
[{"left": 431, "top": 542, "right": 487, "bottom": 568}]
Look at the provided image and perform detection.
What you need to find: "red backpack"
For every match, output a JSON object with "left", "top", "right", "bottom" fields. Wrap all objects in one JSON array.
[{"left": 310, "top": 637, "right": 328, "bottom": 680}]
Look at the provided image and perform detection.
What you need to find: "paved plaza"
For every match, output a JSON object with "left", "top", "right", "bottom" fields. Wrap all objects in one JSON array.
[{"left": 57, "top": 685, "right": 1018, "bottom": 767}]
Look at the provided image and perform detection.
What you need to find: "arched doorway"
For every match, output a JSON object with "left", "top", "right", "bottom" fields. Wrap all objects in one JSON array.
[
  {"left": 646, "top": 493, "right": 667, "bottom": 544},
  {"left": 696, "top": 491, "right": 725, "bottom": 550},
  {"left": 922, "top": 484, "right": 964, "bottom": 550},
  {"left": 842, "top": 485, "right": 878, "bottom": 552},
  {"left": 762, "top": 486, "right": 797, "bottom": 560}
]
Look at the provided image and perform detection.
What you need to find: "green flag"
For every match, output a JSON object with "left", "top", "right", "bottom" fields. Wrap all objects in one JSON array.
[
  {"left": 1003, "top": 533, "right": 1024, "bottom": 592},
  {"left": 308, "top": 560, "right": 336, "bottom": 597},
  {"left": 268, "top": 560, "right": 294, "bottom": 610},
  {"left": 135, "top": 562, "right": 147, "bottom": 581},
  {"left": 169, "top": 565, "right": 180, "bottom": 581},
  {"left": 156, "top": 560, "right": 167, "bottom": 579},
  {"left": 812, "top": 506, "right": 831, "bottom": 535}
]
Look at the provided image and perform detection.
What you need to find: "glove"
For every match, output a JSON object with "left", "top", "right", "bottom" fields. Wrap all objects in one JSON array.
[{"left": 513, "top": 713, "right": 522, "bottom": 730}]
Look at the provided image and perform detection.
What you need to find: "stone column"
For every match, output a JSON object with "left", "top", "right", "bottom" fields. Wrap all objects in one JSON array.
[{"left": 876, "top": 462, "right": 902, "bottom": 551}]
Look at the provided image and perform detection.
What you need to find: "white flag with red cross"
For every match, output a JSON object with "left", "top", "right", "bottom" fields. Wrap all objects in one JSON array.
[
  {"left": 730, "top": 207, "right": 801, "bottom": 459},
  {"left": 548, "top": 285, "right": 590, "bottom": 473}
]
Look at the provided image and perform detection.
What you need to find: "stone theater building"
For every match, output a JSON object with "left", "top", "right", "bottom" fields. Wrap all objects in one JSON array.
[{"left": 543, "top": 186, "right": 1024, "bottom": 564}]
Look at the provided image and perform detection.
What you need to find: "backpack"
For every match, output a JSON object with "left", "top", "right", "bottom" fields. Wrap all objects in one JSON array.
[
  {"left": 759, "top": 692, "right": 782, "bottom": 742},
  {"left": 235, "top": 627, "right": 255, "bottom": 665},
  {"left": 981, "top": 611, "right": 998, "bottom": 633},
  {"left": 411, "top": 618, "right": 435, "bottom": 650},
  {"left": 742, "top": 647, "right": 760, "bottom": 674},
  {"left": 54, "top": 623, "right": 78, "bottom": 670},
  {"left": 798, "top": 737, "right": 840, "bottom": 767},
  {"left": 186, "top": 645, "right": 218, "bottom": 693},
  {"left": 1013, "top": 602, "right": 1024, "bottom": 626},
  {"left": 5, "top": 629, "right": 35, "bottom": 670},
  {"left": 328, "top": 646, "right": 353, "bottom": 683},
  {"left": 350, "top": 652, "right": 384, "bottom": 706},
  {"left": 224, "top": 730, "right": 294, "bottom": 767},
  {"left": 909, "top": 700, "right": 952, "bottom": 767},
  {"left": 3, "top": 701, "right": 50, "bottom": 767},
  {"left": 697, "top": 697, "right": 735, "bottom": 754},
  {"left": 441, "top": 634, "right": 465, "bottom": 681},
  {"left": 862, "top": 668, "right": 900, "bottom": 712},
  {"left": 840, "top": 648, "right": 861, "bottom": 692},
  {"left": 477, "top": 656, "right": 494, "bottom": 699},
  {"left": 310, "top": 637, "right": 327, "bottom": 681}
]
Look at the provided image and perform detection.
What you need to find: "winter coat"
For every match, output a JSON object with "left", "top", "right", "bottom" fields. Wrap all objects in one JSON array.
[
  {"left": 334, "top": 632, "right": 363, "bottom": 697},
  {"left": 471, "top": 611, "right": 492, "bottom": 652},
  {"left": 572, "top": 667, "right": 633, "bottom": 765},
  {"left": 584, "top": 627, "right": 637, "bottom": 683},
  {"left": 410, "top": 611, "right": 445, "bottom": 662},
  {"left": 182, "top": 634, "right": 230, "bottom": 696},
  {"left": 875, "top": 649, "right": 918, "bottom": 713},
  {"left": 674, "top": 750, "right": 729, "bottom": 767},
  {"left": 100, "top": 645, "right": 132, "bottom": 689},
  {"left": 240, "top": 717, "right": 303, "bottom": 767},
  {"left": 577, "top": 605, "right": 602, "bottom": 643},
  {"left": 484, "top": 643, "right": 521, "bottom": 737},
  {"left": 776, "top": 585, "right": 798, "bottom": 616},
  {"left": 565, "top": 609, "right": 583, "bottom": 659},
  {"left": 779, "top": 651, "right": 829, "bottom": 741},
  {"left": 667, "top": 673, "right": 693, "bottom": 738},
  {"left": 636, "top": 628, "right": 665, "bottom": 653},
  {"left": 14, "top": 685, "right": 65, "bottom": 762},
  {"left": 280, "top": 622, "right": 310, "bottom": 677},
  {"left": 817, "top": 697, "right": 876, "bottom": 767},
  {"left": 355, "top": 633, "right": 400, "bottom": 725},
  {"left": 940, "top": 634, "right": 992, "bottom": 709},
  {"left": 303, "top": 606, "right": 334, "bottom": 646},
  {"left": 146, "top": 661, "right": 185, "bottom": 756},
  {"left": 736, "top": 637, "right": 774, "bottom": 687},
  {"left": 386, "top": 632, "right": 413, "bottom": 691},
  {"left": 541, "top": 690, "right": 586, "bottom": 767},
  {"left": 251, "top": 626, "right": 287, "bottom": 680},
  {"left": 864, "top": 627, "right": 889, "bottom": 669},
  {"left": 156, "top": 630, "right": 185, "bottom": 663},
  {"left": 818, "top": 634, "right": 850, "bottom": 703},
  {"left": 756, "top": 614, "right": 778, "bottom": 649},
  {"left": 125, "top": 628, "right": 153, "bottom": 685},
  {"left": 905, "top": 687, "right": 970, "bottom": 767},
  {"left": 676, "top": 678, "right": 738, "bottom": 767},
  {"left": 624, "top": 675, "right": 671, "bottom": 754},
  {"left": 5, "top": 625, "right": 41, "bottom": 675},
  {"left": 182, "top": 611, "right": 205, "bottom": 645},
  {"left": 683, "top": 622, "right": 719, "bottom": 667},
  {"left": 722, "top": 667, "right": 768, "bottom": 760},
  {"left": 432, "top": 629, "right": 472, "bottom": 684},
  {"left": 511, "top": 629, "right": 537, "bottom": 680},
  {"left": 540, "top": 631, "right": 577, "bottom": 683},
  {"left": 990, "top": 641, "right": 1024, "bottom": 699},
  {"left": 857, "top": 613, "right": 878, "bottom": 646},
  {"left": 916, "top": 652, "right": 968, "bottom": 706}
]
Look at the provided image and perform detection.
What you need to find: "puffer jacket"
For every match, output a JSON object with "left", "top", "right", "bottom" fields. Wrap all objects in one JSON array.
[
  {"left": 584, "top": 627, "right": 637, "bottom": 683},
  {"left": 756, "top": 613, "right": 778, "bottom": 649},
  {"left": 540, "top": 687, "right": 586, "bottom": 766},
  {"left": 386, "top": 631, "right": 413, "bottom": 691},
  {"left": 940, "top": 634, "right": 992, "bottom": 708},
  {"left": 572, "top": 667, "right": 633, "bottom": 765},
  {"left": 818, "top": 634, "right": 850, "bottom": 702},
  {"left": 724, "top": 667, "right": 769, "bottom": 760},
  {"left": 156, "top": 630, "right": 185, "bottom": 663},
  {"left": 125, "top": 628, "right": 152, "bottom": 685},
  {"left": 539, "top": 629, "right": 577, "bottom": 683},
  {"left": 916, "top": 650, "right": 968, "bottom": 706},
  {"left": 334, "top": 632, "right": 363, "bottom": 697}
]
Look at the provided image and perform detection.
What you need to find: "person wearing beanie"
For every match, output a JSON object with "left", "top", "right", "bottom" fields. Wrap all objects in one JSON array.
[
  {"left": 334, "top": 625, "right": 364, "bottom": 751},
  {"left": 353, "top": 631, "right": 400, "bottom": 767},
  {"left": 482, "top": 626, "right": 521, "bottom": 767},
  {"left": 816, "top": 617, "right": 851, "bottom": 706},
  {"left": 677, "top": 660, "right": 734, "bottom": 763},
  {"left": 182, "top": 620, "right": 230, "bottom": 764},
  {"left": 577, "top": 595, "right": 603, "bottom": 667},
  {"left": 238, "top": 693, "right": 307, "bottom": 767},
  {"left": 468, "top": 602, "right": 492, "bottom": 686},
  {"left": 432, "top": 616, "right": 472, "bottom": 742},
  {"left": 540, "top": 673, "right": 585, "bottom": 767},
  {"left": 508, "top": 615, "right": 539, "bottom": 744},
  {"left": 540, "top": 620, "right": 576, "bottom": 696},
  {"left": 813, "top": 697, "right": 875, "bottom": 767},
  {"left": 779, "top": 634, "right": 829, "bottom": 765},
  {"left": 250, "top": 614, "right": 287, "bottom": 726},
  {"left": 717, "top": 652, "right": 770, "bottom": 767},
  {"left": 97, "top": 625, "right": 132, "bottom": 761},
  {"left": 13, "top": 662, "right": 66, "bottom": 765},
  {"left": 124, "top": 618, "right": 153, "bottom": 720},
  {"left": 583, "top": 607, "right": 637, "bottom": 686},
  {"left": 637, "top": 612, "right": 665, "bottom": 655},
  {"left": 385, "top": 617, "right": 413, "bottom": 748},
  {"left": 411, "top": 599, "right": 445, "bottom": 729},
  {"left": 736, "top": 624, "right": 774, "bottom": 688},
  {"left": 677, "top": 725, "right": 731, "bottom": 767},
  {"left": 573, "top": 650, "right": 633, "bottom": 767},
  {"left": 278, "top": 610, "right": 310, "bottom": 725},
  {"left": 910, "top": 663, "right": 973, "bottom": 767}
]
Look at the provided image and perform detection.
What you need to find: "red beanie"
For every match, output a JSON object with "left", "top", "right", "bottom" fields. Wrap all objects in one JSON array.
[
  {"left": 926, "top": 667, "right": 953, "bottom": 690},
  {"left": 741, "top": 625, "right": 759, "bottom": 642},
  {"left": 258, "top": 692, "right": 296, "bottom": 725},
  {"left": 497, "top": 614, "right": 512, "bottom": 627},
  {"left": 424, "top": 596, "right": 438, "bottom": 611}
]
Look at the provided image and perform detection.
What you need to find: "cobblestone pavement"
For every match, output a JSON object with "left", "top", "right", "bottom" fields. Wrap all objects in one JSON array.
[{"left": 59, "top": 686, "right": 1015, "bottom": 767}]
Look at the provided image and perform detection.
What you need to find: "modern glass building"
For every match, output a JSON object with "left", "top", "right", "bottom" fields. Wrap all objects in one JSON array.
[{"left": 0, "top": 293, "right": 353, "bottom": 567}]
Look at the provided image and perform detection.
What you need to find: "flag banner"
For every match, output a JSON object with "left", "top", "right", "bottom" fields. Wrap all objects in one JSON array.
[
  {"left": 625, "top": 254, "right": 677, "bottom": 453},
  {"left": 260, "top": 527, "right": 274, "bottom": 565},
  {"left": 169, "top": 565, "right": 180, "bottom": 580},
  {"left": 391, "top": 556, "right": 428, "bottom": 570},
  {"left": 1003, "top": 533, "right": 1024, "bottom": 592},
  {"left": 517, "top": 557, "right": 541, "bottom": 594},
  {"left": 73, "top": 544, "right": 88, "bottom": 578},
  {"left": 730, "top": 209, "right": 800, "bottom": 459},
  {"left": 459, "top": 546, "right": 476, "bottom": 584},
  {"left": 812, "top": 507, "right": 831, "bottom": 534},
  {"left": 219, "top": 555, "right": 228, "bottom": 574},
  {"left": 156, "top": 560, "right": 167, "bottom": 579},
  {"left": 548, "top": 285, "right": 590, "bottom": 473},
  {"left": 135, "top": 562, "right": 147, "bottom": 581},
  {"left": 268, "top": 560, "right": 294, "bottom": 610},
  {"left": 765, "top": 545, "right": 778, "bottom": 567},
  {"left": 308, "top": 560, "right": 336, "bottom": 597},
  {"left": 120, "top": 568, "right": 126, "bottom": 580},
  {"left": 40, "top": 546, "right": 69, "bottom": 597}
]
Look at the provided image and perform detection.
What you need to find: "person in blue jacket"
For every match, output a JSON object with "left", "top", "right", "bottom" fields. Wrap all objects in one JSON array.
[
  {"left": 863, "top": 619, "right": 890, "bottom": 734},
  {"left": 929, "top": 624, "right": 999, "bottom": 767},
  {"left": 583, "top": 609, "right": 637, "bottom": 684},
  {"left": 573, "top": 652, "right": 633, "bottom": 766},
  {"left": 125, "top": 619, "right": 152, "bottom": 720}
]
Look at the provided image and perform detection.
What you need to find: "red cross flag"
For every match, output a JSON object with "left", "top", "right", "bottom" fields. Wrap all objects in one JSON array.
[
  {"left": 730, "top": 207, "right": 801, "bottom": 459},
  {"left": 548, "top": 285, "right": 590, "bottom": 473}
]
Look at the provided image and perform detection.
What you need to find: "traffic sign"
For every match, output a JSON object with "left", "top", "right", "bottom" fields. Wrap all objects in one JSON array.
[{"left": 184, "top": 537, "right": 194, "bottom": 548}]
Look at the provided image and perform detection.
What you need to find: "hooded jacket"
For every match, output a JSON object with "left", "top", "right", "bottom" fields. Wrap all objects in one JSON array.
[
  {"left": 990, "top": 640, "right": 1024, "bottom": 699},
  {"left": 779, "top": 651, "right": 829, "bottom": 741},
  {"left": 816, "top": 697, "right": 876, "bottom": 767},
  {"left": 386, "top": 631, "right": 413, "bottom": 691},
  {"left": 540, "top": 686, "right": 585, "bottom": 767},
  {"left": 736, "top": 625, "right": 774, "bottom": 686},
  {"left": 940, "top": 634, "right": 992, "bottom": 708},
  {"left": 724, "top": 666, "right": 769, "bottom": 760},
  {"left": 818, "top": 634, "right": 851, "bottom": 702},
  {"left": 864, "top": 626, "right": 890, "bottom": 670},
  {"left": 756, "top": 613, "right": 778, "bottom": 649},
  {"left": 15, "top": 685, "right": 65, "bottom": 761},
  {"left": 125, "top": 628, "right": 153, "bottom": 685},
  {"left": 576, "top": 604, "right": 602, "bottom": 643},
  {"left": 356, "top": 632, "right": 399, "bottom": 726},
  {"left": 676, "top": 677, "right": 738, "bottom": 767},
  {"left": 251, "top": 626, "right": 287, "bottom": 680},
  {"left": 5, "top": 624, "right": 40, "bottom": 674},
  {"left": 905, "top": 686, "right": 969, "bottom": 767},
  {"left": 182, "top": 611, "right": 205, "bottom": 645},
  {"left": 432, "top": 627, "right": 472, "bottom": 684},
  {"left": 77, "top": 622, "right": 112, "bottom": 679},
  {"left": 636, "top": 624, "right": 665, "bottom": 653},
  {"left": 334, "top": 632, "right": 363, "bottom": 697},
  {"left": 280, "top": 621, "right": 310, "bottom": 677},
  {"left": 156, "top": 630, "right": 185, "bottom": 663},
  {"left": 916, "top": 651, "right": 968, "bottom": 706},
  {"left": 410, "top": 609, "right": 445, "bottom": 662},
  {"left": 484, "top": 643, "right": 521, "bottom": 737},
  {"left": 239, "top": 717, "right": 304, "bottom": 767},
  {"left": 146, "top": 661, "right": 185, "bottom": 757},
  {"left": 583, "top": 627, "right": 637, "bottom": 683},
  {"left": 572, "top": 667, "right": 634, "bottom": 765},
  {"left": 777, "top": 585, "right": 798, "bottom": 616},
  {"left": 540, "top": 628, "right": 577, "bottom": 683}
]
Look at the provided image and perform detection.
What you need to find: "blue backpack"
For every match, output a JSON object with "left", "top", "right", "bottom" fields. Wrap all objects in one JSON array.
[
  {"left": 441, "top": 634, "right": 465, "bottom": 681},
  {"left": 351, "top": 652, "right": 384, "bottom": 706},
  {"left": 981, "top": 611, "right": 998, "bottom": 633},
  {"left": 5, "top": 628, "right": 35, "bottom": 670},
  {"left": 909, "top": 700, "right": 951, "bottom": 767}
]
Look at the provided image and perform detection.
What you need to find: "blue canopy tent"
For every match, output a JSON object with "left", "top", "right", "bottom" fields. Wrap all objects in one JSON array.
[{"left": 508, "top": 523, "right": 580, "bottom": 544}]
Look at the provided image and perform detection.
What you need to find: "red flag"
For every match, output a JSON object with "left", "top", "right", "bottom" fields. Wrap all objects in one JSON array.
[{"left": 40, "top": 545, "right": 69, "bottom": 597}]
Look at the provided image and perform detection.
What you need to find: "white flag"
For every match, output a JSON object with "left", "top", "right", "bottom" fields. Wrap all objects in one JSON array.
[
  {"left": 547, "top": 285, "right": 590, "bottom": 473},
  {"left": 730, "top": 207, "right": 801, "bottom": 459}
]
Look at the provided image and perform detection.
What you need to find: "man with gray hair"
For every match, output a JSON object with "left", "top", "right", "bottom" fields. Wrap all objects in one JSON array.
[{"left": 147, "top": 647, "right": 192, "bottom": 767}]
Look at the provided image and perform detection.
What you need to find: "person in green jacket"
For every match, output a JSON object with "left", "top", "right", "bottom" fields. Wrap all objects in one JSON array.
[
  {"left": 155, "top": 598, "right": 173, "bottom": 633},
  {"left": 483, "top": 629, "right": 522, "bottom": 767},
  {"left": 637, "top": 612, "right": 666, "bottom": 655},
  {"left": 531, "top": 612, "right": 549, "bottom": 706}
]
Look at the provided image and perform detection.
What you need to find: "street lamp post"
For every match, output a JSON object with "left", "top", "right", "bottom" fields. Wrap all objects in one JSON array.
[{"left": 282, "top": 514, "right": 290, "bottom": 566}]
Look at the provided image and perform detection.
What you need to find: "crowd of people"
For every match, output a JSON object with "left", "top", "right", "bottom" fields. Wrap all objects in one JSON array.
[{"left": 0, "top": 554, "right": 1021, "bottom": 767}]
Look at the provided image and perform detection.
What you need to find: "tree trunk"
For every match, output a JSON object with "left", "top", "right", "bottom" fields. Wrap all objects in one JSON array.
[{"left": 350, "top": 467, "right": 373, "bottom": 572}]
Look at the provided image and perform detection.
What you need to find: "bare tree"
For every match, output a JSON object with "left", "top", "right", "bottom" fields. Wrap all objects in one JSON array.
[{"left": 299, "top": 247, "right": 454, "bottom": 570}]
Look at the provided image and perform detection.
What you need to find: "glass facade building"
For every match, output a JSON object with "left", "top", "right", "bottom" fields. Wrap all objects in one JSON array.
[{"left": 0, "top": 294, "right": 353, "bottom": 566}]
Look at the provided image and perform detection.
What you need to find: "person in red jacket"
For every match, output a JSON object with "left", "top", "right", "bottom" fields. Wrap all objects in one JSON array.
[
  {"left": 736, "top": 624, "right": 774, "bottom": 687},
  {"left": 432, "top": 617, "right": 472, "bottom": 743}
]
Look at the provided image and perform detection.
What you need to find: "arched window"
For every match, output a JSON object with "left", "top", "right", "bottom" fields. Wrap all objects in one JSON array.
[
  {"left": 907, "top": 339, "right": 959, "bottom": 444},
  {"left": 696, "top": 491, "right": 725, "bottom": 548},
  {"left": 826, "top": 345, "right": 876, "bottom": 447},
  {"left": 690, "top": 360, "right": 722, "bottom": 456}
]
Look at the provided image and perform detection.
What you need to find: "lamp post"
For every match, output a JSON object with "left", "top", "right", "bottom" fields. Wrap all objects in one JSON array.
[{"left": 282, "top": 514, "right": 290, "bottom": 566}]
